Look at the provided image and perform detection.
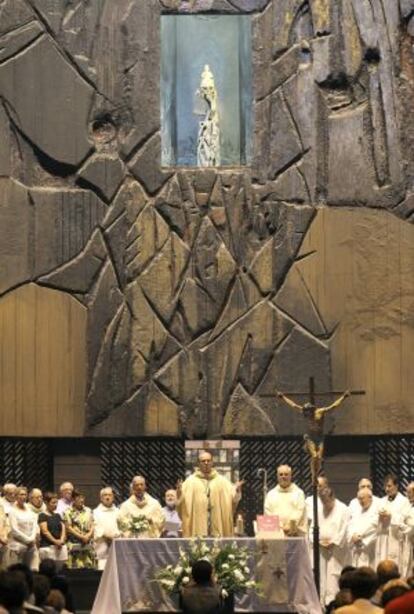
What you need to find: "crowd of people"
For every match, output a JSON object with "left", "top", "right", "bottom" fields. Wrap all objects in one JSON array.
[{"left": 0, "top": 451, "right": 414, "bottom": 613}]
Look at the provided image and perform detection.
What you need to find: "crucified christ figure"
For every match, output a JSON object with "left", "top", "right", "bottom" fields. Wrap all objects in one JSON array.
[{"left": 276, "top": 390, "right": 350, "bottom": 478}]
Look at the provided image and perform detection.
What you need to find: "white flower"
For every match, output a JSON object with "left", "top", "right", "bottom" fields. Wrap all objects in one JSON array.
[
  {"left": 166, "top": 565, "right": 172, "bottom": 571},
  {"left": 185, "top": 567, "right": 191, "bottom": 574},
  {"left": 221, "top": 589, "right": 229, "bottom": 598},
  {"left": 201, "top": 544, "right": 210, "bottom": 555},
  {"left": 244, "top": 566, "right": 250, "bottom": 574},
  {"left": 221, "top": 563, "right": 229, "bottom": 570},
  {"left": 228, "top": 554, "right": 235, "bottom": 560},
  {"left": 234, "top": 569, "right": 244, "bottom": 581},
  {"left": 182, "top": 576, "right": 190, "bottom": 585},
  {"left": 246, "top": 580, "right": 255, "bottom": 588},
  {"left": 174, "top": 565, "right": 183, "bottom": 576},
  {"left": 162, "top": 579, "right": 175, "bottom": 589}
]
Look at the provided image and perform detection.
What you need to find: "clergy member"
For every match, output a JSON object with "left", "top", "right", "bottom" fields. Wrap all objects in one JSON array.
[
  {"left": 93, "top": 487, "right": 120, "bottom": 569},
  {"left": 264, "top": 464, "right": 307, "bottom": 536},
  {"left": 309, "top": 487, "right": 350, "bottom": 606},
  {"left": 399, "top": 482, "right": 414, "bottom": 577},
  {"left": 348, "top": 478, "right": 380, "bottom": 519},
  {"left": 347, "top": 489, "right": 378, "bottom": 567},
  {"left": 177, "top": 450, "right": 243, "bottom": 537},
  {"left": 376, "top": 474, "right": 408, "bottom": 567},
  {"left": 119, "top": 476, "right": 165, "bottom": 538}
]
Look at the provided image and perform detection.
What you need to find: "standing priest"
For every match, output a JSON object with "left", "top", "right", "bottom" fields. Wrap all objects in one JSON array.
[
  {"left": 177, "top": 450, "right": 243, "bottom": 537},
  {"left": 264, "top": 465, "right": 307, "bottom": 536}
]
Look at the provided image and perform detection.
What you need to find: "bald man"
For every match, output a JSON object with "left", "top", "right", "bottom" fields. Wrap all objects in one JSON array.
[
  {"left": 119, "top": 476, "right": 165, "bottom": 538},
  {"left": 347, "top": 490, "right": 378, "bottom": 567},
  {"left": 264, "top": 465, "right": 307, "bottom": 536},
  {"left": 348, "top": 479, "right": 380, "bottom": 519}
]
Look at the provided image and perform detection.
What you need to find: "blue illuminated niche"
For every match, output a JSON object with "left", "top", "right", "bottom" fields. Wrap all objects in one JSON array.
[{"left": 161, "top": 14, "right": 252, "bottom": 167}]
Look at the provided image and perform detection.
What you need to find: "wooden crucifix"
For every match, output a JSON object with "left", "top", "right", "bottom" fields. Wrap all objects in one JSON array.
[
  {"left": 276, "top": 378, "right": 364, "bottom": 480},
  {"left": 264, "top": 377, "right": 365, "bottom": 595}
]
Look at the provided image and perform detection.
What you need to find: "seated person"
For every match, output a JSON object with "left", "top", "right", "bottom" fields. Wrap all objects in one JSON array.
[
  {"left": 335, "top": 567, "right": 383, "bottom": 613},
  {"left": 180, "top": 560, "right": 223, "bottom": 614}
]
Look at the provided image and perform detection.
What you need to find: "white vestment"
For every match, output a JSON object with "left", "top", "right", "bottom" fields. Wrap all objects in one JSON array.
[
  {"left": 375, "top": 492, "right": 408, "bottom": 567},
  {"left": 399, "top": 500, "right": 414, "bottom": 577},
  {"left": 306, "top": 494, "right": 322, "bottom": 522},
  {"left": 93, "top": 503, "right": 120, "bottom": 570},
  {"left": 119, "top": 494, "right": 165, "bottom": 538},
  {"left": 309, "top": 500, "right": 350, "bottom": 605},
  {"left": 264, "top": 483, "right": 307, "bottom": 535},
  {"left": 347, "top": 503, "right": 378, "bottom": 567},
  {"left": 348, "top": 496, "right": 380, "bottom": 519}
]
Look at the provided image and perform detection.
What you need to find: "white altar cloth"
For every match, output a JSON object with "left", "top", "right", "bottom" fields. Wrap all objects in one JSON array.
[{"left": 91, "top": 538, "right": 322, "bottom": 614}]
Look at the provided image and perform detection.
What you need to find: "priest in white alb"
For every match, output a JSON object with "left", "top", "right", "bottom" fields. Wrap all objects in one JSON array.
[
  {"left": 375, "top": 474, "right": 408, "bottom": 567},
  {"left": 347, "top": 489, "right": 378, "bottom": 567},
  {"left": 119, "top": 476, "right": 165, "bottom": 538},
  {"left": 348, "top": 478, "right": 380, "bottom": 519},
  {"left": 309, "top": 487, "right": 350, "bottom": 606},
  {"left": 264, "top": 465, "right": 307, "bottom": 536},
  {"left": 93, "top": 487, "right": 120, "bottom": 570},
  {"left": 176, "top": 450, "right": 243, "bottom": 537},
  {"left": 399, "top": 482, "right": 414, "bottom": 577}
]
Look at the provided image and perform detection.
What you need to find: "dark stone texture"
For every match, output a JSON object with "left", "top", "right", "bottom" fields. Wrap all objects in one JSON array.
[
  {"left": 0, "top": 0, "right": 33, "bottom": 37},
  {"left": 0, "top": 178, "right": 33, "bottom": 296},
  {"left": 128, "top": 132, "right": 173, "bottom": 195},
  {"left": 0, "top": 21, "right": 43, "bottom": 63},
  {"left": 30, "top": 188, "right": 106, "bottom": 277},
  {"left": 0, "top": 35, "right": 94, "bottom": 166},
  {"left": 401, "top": 0, "right": 414, "bottom": 19},
  {"left": 77, "top": 154, "right": 125, "bottom": 203},
  {"left": 86, "top": 260, "right": 124, "bottom": 382},
  {"left": 38, "top": 229, "right": 107, "bottom": 295}
]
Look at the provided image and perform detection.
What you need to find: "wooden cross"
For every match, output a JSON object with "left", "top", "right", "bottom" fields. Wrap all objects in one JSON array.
[
  {"left": 262, "top": 376, "right": 365, "bottom": 596},
  {"left": 264, "top": 376, "right": 365, "bottom": 403}
]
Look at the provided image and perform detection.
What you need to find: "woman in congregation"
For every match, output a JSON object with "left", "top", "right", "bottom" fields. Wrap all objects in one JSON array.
[
  {"left": 7, "top": 486, "right": 38, "bottom": 569},
  {"left": 38, "top": 492, "right": 67, "bottom": 567},
  {"left": 64, "top": 490, "right": 96, "bottom": 568}
]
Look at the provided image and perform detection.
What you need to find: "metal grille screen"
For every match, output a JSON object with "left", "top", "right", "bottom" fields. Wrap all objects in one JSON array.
[
  {"left": 101, "top": 439, "right": 186, "bottom": 504},
  {"left": 0, "top": 439, "right": 53, "bottom": 491},
  {"left": 370, "top": 436, "right": 414, "bottom": 493}
]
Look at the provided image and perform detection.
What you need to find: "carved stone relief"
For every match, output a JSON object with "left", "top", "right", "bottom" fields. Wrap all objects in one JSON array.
[{"left": 0, "top": 0, "right": 412, "bottom": 436}]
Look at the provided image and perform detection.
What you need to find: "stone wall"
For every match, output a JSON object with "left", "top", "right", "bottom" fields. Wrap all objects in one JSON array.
[{"left": 0, "top": 0, "right": 413, "bottom": 437}]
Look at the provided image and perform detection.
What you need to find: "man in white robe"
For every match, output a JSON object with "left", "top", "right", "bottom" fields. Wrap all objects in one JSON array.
[
  {"left": 177, "top": 450, "right": 242, "bottom": 537},
  {"left": 348, "top": 490, "right": 378, "bottom": 567},
  {"left": 119, "top": 476, "right": 165, "bottom": 538},
  {"left": 93, "top": 487, "right": 120, "bottom": 570},
  {"left": 375, "top": 474, "right": 408, "bottom": 567},
  {"left": 399, "top": 482, "right": 414, "bottom": 577},
  {"left": 264, "top": 465, "right": 307, "bottom": 536},
  {"left": 306, "top": 475, "right": 329, "bottom": 522},
  {"left": 348, "top": 478, "right": 380, "bottom": 519},
  {"left": 0, "top": 484, "right": 17, "bottom": 516},
  {"left": 309, "top": 488, "right": 350, "bottom": 606}
]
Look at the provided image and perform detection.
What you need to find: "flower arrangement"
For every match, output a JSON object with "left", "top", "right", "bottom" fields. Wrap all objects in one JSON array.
[
  {"left": 154, "top": 539, "right": 259, "bottom": 598},
  {"left": 118, "top": 514, "right": 150, "bottom": 537}
]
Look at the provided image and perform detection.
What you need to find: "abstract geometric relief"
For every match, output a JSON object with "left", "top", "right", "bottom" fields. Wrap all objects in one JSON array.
[{"left": 0, "top": 0, "right": 413, "bottom": 438}]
